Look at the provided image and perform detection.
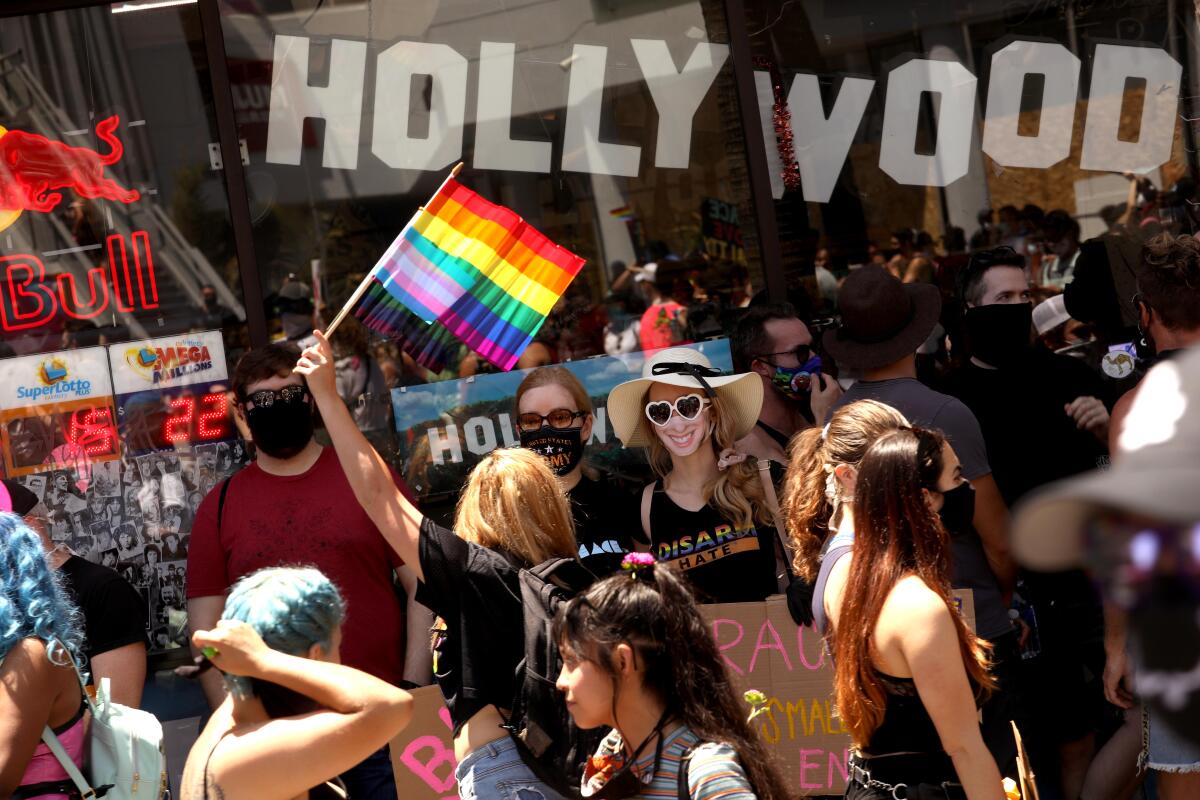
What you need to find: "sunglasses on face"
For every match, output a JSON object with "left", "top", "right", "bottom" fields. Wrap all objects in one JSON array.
[
  {"left": 644, "top": 393, "right": 710, "bottom": 427},
  {"left": 757, "top": 343, "right": 813, "bottom": 366},
  {"left": 516, "top": 408, "right": 587, "bottom": 432},
  {"left": 243, "top": 385, "right": 309, "bottom": 408}
]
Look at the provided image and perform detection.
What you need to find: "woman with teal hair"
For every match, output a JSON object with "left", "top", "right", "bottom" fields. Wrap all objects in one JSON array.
[
  {"left": 0, "top": 511, "right": 88, "bottom": 799},
  {"left": 180, "top": 567, "right": 413, "bottom": 800}
]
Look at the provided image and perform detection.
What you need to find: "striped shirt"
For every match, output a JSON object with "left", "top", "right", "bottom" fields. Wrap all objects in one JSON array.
[{"left": 583, "top": 724, "right": 757, "bottom": 800}]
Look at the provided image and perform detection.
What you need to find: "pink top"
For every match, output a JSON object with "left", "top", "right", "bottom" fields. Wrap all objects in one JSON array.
[{"left": 18, "top": 701, "right": 87, "bottom": 799}]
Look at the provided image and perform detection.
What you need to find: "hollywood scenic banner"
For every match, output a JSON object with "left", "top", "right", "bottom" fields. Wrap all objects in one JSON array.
[{"left": 390, "top": 340, "right": 733, "bottom": 503}]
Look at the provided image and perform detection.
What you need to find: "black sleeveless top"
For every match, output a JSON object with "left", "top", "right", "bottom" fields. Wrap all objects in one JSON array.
[{"left": 646, "top": 482, "right": 777, "bottom": 603}]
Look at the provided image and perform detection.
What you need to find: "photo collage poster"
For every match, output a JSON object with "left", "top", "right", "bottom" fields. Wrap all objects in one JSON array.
[{"left": 0, "top": 333, "right": 247, "bottom": 654}]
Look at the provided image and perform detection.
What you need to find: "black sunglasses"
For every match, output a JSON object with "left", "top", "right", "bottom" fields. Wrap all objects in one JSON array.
[
  {"left": 755, "top": 343, "right": 812, "bottom": 365},
  {"left": 242, "top": 385, "right": 309, "bottom": 408}
]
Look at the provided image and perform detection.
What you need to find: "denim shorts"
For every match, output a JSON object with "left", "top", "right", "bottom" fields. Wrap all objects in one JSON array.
[
  {"left": 1143, "top": 706, "right": 1200, "bottom": 773},
  {"left": 454, "top": 736, "right": 572, "bottom": 800}
]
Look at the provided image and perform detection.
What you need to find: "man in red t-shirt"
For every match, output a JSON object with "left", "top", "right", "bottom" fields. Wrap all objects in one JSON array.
[{"left": 186, "top": 342, "right": 431, "bottom": 800}]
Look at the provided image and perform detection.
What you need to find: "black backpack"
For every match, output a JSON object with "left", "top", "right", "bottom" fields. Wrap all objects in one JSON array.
[{"left": 503, "top": 557, "right": 602, "bottom": 799}]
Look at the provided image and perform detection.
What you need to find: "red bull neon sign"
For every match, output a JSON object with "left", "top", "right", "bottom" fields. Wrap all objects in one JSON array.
[
  {"left": 0, "top": 231, "right": 159, "bottom": 331},
  {"left": 0, "top": 115, "right": 139, "bottom": 227},
  {"left": 0, "top": 116, "right": 155, "bottom": 333}
]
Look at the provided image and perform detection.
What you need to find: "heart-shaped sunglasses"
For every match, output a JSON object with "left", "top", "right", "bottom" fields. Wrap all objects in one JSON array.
[{"left": 644, "top": 393, "right": 710, "bottom": 427}]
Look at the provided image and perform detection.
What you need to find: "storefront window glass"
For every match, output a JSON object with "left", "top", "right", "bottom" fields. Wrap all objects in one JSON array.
[
  {"left": 219, "top": 0, "right": 767, "bottom": 504},
  {"left": 743, "top": 0, "right": 1196, "bottom": 313},
  {"left": 0, "top": 1, "right": 251, "bottom": 656}
]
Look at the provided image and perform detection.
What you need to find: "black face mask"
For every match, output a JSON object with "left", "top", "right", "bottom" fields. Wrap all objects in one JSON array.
[
  {"left": 245, "top": 400, "right": 314, "bottom": 459},
  {"left": 965, "top": 303, "right": 1034, "bottom": 369},
  {"left": 936, "top": 482, "right": 976, "bottom": 535},
  {"left": 519, "top": 426, "right": 584, "bottom": 476}
]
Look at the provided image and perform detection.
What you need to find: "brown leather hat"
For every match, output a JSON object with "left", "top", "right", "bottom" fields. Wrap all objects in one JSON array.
[{"left": 824, "top": 265, "right": 942, "bottom": 370}]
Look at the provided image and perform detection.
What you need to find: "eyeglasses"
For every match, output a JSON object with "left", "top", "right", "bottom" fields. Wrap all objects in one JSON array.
[
  {"left": 243, "top": 385, "right": 309, "bottom": 408},
  {"left": 517, "top": 408, "right": 587, "bottom": 432},
  {"left": 644, "top": 393, "right": 710, "bottom": 427},
  {"left": 756, "top": 343, "right": 813, "bottom": 366}
]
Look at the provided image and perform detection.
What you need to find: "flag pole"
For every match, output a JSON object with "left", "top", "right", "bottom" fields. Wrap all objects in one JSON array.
[{"left": 322, "top": 161, "right": 464, "bottom": 339}]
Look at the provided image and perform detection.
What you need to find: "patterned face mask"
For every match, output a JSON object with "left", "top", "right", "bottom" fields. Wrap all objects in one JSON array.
[{"left": 769, "top": 354, "right": 823, "bottom": 400}]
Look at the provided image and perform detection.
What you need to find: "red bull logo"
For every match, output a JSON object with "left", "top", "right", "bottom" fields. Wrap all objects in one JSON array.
[
  {"left": 0, "top": 230, "right": 159, "bottom": 332},
  {"left": 0, "top": 115, "right": 140, "bottom": 233}
]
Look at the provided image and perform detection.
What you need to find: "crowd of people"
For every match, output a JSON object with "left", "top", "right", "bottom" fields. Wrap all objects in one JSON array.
[{"left": 3, "top": 203, "right": 1200, "bottom": 800}]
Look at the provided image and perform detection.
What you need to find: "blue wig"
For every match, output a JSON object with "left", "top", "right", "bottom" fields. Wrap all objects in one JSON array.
[
  {"left": 220, "top": 567, "right": 345, "bottom": 699},
  {"left": 0, "top": 512, "right": 84, "bottom": 668}
]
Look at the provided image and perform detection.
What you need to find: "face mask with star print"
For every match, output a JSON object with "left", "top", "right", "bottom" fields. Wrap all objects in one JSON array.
[{"left": 519, "top": 426, "right": 585, "bottom": 475}]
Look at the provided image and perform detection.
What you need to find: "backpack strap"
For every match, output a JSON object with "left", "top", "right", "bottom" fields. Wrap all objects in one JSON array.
[
  {"left": 216, "top": 475, "right": 234, "bottom": 537},
  {"left": 676, "top": 746, "right": 694, "bottom": 800},
  {"left": 39, "top": 725, "right": 96, "bottom": 798}
]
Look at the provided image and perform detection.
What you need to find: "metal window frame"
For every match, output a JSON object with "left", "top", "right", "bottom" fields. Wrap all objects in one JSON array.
[{"left": 0, "top": 0, "right": 788, "bottom": 326}]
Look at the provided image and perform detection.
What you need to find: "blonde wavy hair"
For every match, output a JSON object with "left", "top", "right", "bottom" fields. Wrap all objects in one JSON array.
[
  {"left": 454, "top": 447, "right": 577, "bottom": 565},
  {"left": 780, "top": 399, "right": 909, "bottom": 581},
  {"left": 644, "top": 392, "right": 770, "bottom": 531}
]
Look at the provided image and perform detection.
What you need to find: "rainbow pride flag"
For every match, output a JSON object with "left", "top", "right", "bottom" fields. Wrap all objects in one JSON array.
[{"left": 353, "top": 177, "right": 586, "bottom": 371}]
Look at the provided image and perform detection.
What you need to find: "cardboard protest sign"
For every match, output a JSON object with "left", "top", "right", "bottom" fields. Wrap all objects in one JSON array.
[
  {"left": 701, "top": 597, "right": 849, "bottom": 795},
  {"left": 388, "top": 599, "right": 851, "bottom": 799},
  {"left": 390, "top": 686, "right": 458, "bottom": 800}
]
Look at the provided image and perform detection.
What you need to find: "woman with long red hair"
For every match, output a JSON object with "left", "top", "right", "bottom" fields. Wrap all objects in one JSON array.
[{"left": 823, "top": 427, "right": 1002, "bottom": 799}]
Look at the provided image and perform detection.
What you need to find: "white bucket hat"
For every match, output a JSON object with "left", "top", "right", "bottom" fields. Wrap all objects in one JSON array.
[{"left": 608, "top": 347, "right": 763, "bottom": 447}]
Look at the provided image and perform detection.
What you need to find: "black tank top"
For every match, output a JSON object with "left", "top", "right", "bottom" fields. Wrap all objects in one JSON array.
[
  {"left": 646, "top": 482, "right": 777, "bottom": 603},
  {"left": 812, "top": 533, "right": 949, "bottom": 760},
  {"left": 863, "top": 673, "right": 945, "bottom": 756}
]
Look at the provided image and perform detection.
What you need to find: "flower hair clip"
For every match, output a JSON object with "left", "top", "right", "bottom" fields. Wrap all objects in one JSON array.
[{"left": 621, "top": 552, "right": 656, "bottom": 578}]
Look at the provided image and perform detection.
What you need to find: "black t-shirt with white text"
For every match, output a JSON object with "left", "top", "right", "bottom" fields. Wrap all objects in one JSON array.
[{"left": 568, "top": 477, "right": 643, "bottom": 577}]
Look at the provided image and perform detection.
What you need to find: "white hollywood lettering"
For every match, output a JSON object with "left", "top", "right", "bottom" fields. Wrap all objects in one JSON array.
[
  {"left": 463, "top": 416, "right": 498, "bottom": 455},
  {"left": 427, "top": 424, "right": 463, "bottom": 465},
  {"left": 786, "top": 73, "right": 875, "bottom": 202},
  {"left": 372, "top": 41, "right": 467, "bottom": 171},
  {"left": 879, "top": 58, "right": 977, "bottom": 186},
  {"left": 982, "top": 40, "right": 1080, "bottom": 169},
  {"left": 263, "top": 36, "right": 1183, "bottom": 188},
  {"left": 474, "top": 42, "right": 552, "bottom": 173},
  {"left": 266, "top": 35, "right": 366, "bottom": 169},
  {"left": 1080, "top": 43, "right": 1182, "bottom": 174},
  {"left": 563, "top": 44, "right": 641, "bottom": 176},
  {"left": 631, "top": 39, "right": 729, "bottom": 169}
]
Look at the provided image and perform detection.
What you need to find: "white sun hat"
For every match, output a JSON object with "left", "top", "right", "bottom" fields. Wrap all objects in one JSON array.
[{"left": 608, "top": 347, "right": 763, "bottom": 448}]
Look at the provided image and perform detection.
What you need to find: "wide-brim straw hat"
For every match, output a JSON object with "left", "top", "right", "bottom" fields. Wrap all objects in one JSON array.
[{"left": 608, "top": 347, "right": 763, "bottom": 448}]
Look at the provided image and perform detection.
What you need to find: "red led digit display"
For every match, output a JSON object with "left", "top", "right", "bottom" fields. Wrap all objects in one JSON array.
[
  {"left": 161, "top": 392, "right": 229, "bottom": 445},
  {"left": 117, "top": 388, "right": 234, "bottom": 456},
  {"left": 197, "top": 393, "right": 227, "bottom": 439},
  {"left": 68, "top": 406, "right": 117, "bottom": 456}
]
